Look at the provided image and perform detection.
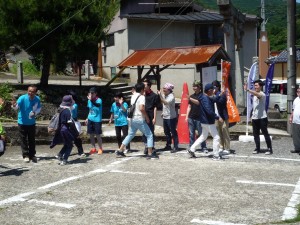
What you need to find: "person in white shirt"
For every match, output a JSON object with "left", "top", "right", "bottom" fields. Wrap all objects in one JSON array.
[
  {"left": 289, "top": 87, "right": 300, "bottom": 153},
  {"left": 244, "top": 79, "right": 273, "bottom": 155},
  {"left": 115, "top": 82, "right": 156, "bottom": 159}
]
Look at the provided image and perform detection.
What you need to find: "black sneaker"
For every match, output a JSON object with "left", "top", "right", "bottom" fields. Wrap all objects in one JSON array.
[
  {"left": 163, "top": 145, "right": 172, "bottom": 150},
  {"left": 116, "top": 151, "right": 126, "bottom": 157},
  {"left": 252, "top": 149, "right": 260, "bottom": 154},
  {"left": 146, "top": 153, "right": 159, "bottom": 160},
  {"left": 31, "top": 156, "right": 38, "bottom": 163},
  {"left": 171, "top": 147, "right": 179, "bottom": 153},
  {"left": 187, "top": 149, "right": 196, "bottom": 158}
]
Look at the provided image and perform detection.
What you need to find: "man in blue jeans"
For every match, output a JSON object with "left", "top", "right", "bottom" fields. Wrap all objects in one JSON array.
[
  {"left": 116, "top": 82, "right": 157, "bottom": 159},
  {"left": 185, "top": 80, "right": 207, "bottom": 152}
]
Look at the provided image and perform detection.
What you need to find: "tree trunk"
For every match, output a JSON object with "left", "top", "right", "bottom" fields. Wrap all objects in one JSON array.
[{"left": 40, "top": 50, "right": 51, "bottom": 87}]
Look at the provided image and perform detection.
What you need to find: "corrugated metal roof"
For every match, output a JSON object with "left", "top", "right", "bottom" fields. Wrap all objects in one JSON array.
[
  {"left": 118, "top": 44, "right": 230, "bottom": 67},
  {"left": 266, "top": 48, "right": 300, "bottom": 64},
  {"left": 122, "top": 11, "right": 259, "bottom": 23},
  {"left": 123, "top": 11, "right": 224, "bottom": 23}
]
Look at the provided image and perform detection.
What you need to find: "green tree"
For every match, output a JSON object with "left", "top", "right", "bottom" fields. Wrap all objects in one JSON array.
[{"left": 0, "top": 0, "right": 120, "bottom": 86}]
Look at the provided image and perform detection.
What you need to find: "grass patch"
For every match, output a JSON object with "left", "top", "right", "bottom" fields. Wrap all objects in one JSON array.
[
  {"left": 10, "top": 60, "right": 41, "bottom": 77},
  {"left": 0, "top": 83, "right": 14, "bottom": 101}
]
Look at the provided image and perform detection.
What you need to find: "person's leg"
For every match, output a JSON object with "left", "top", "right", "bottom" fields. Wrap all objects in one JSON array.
[
  {"left": 216, "top": 120, "right": 224, "bottom": 150},
  {"left": 115, "top": 126, "right": 122, "bottom": 148},
  {"left": 27, "top": 125, "right": 36, "bottom": 159},
  {"left": 121, "top": 125, "right": 130, "bottom": 150},
  {"left": 195, "top": 120, "right": 207, "bottom": 149},
  {"left": 260, "top": 118, "right": 272, "bottom": 153},
  {"left": 222, "top": 119, "right": 231, "bottom": 151},
  {"left": 170, "top": 118, "right": 179, "bottom": 149},
  {"left": 119, "top": 121, "right": 138, "bottom": 152},
  {"left": 94, "top": 122, "right": 103, "bottom": 152},
  {"left": 252, "top": 119, "right": 261, "bottom": 152},
  {"left": 190, "top": 124, "right": 209, "bottom": 152},
  {"left": 292, "top": 123, "right": 300, "bottom": 150},
  {"left": 208, "top": 124, "right": 220, "bottom": 158},
  {"left": 138, "top": 120, "right": 154, "bottom": 155},
  {"left": 18, "top": 124, "right": 29, "bottom": 159},
  {"left": 74, "top": 137, "right": 84, "bottom": 155},
  {"left": 87, "top": 120, "right": 97, "bottom": 154},
  {"left": 188, "top": 118, "right": 196, "bottom": 147},
  {"left": 163, "top": 119, "right": 172, "bottom": 148}
]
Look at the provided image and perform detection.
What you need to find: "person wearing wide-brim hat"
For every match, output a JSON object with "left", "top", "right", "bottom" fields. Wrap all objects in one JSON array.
[{"left": 51, "top": 95, "right": 77, "bottom": 165}]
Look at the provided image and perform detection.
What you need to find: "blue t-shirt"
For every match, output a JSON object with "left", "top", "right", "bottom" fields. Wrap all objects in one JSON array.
[
  {"left": 17, "top": 94, "right": 41, "bottom": 125},
  {"left": 87, "top": 98, "right": 102, "bottom": 122},
  {"left": 72, "top": 103, "right": 78, "bottom": 120},
  {"left": 110, "top": 102, "right": 128, "bottom": 126}
]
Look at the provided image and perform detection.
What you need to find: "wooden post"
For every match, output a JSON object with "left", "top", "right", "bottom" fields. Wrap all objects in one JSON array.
[{"left": 97, "top": 42, "right": 103, "bottom": 78}]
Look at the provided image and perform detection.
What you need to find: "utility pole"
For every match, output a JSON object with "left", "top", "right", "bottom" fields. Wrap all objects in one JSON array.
[{"left": 287, "top": 0, "right": 297, "bottom": 134}]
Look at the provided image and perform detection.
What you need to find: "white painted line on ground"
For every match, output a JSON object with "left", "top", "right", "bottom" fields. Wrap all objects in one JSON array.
[
  {"left": 237, "top": 180, "right": 296, "bottom": 187},
  {"left": 110, "top": 169, "right": 149, "bottom": 175},
  {"left": 190, "top": 219, "right": 247, "bottom": 225},
  {"left": 282, "top": 178, "right": 300, "bottom": 220},
  {"left": 0, "top": 192, "right": 35, "bottom": 206},
  {"left": 229, "top": 155, "right": 300, "bottom": 162},
  {"left": 28, "top": 199, "right": 76, "bottom": 209},
  {"left": 0, "top": 157, "right": 136, "bottom": 207}
]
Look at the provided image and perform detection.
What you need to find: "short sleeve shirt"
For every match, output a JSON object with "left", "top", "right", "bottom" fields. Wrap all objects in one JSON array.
[
  {"left": 17, "top": 94, "right": 41, "bottom": 125},
  {"left": 131, "top": 93, "right": 145, "bottom": 120},
  {"left": 162, "top": 93, "right": 177, "bottom": 119},
  {"left": 87, "top": 98, "right": 102, "bottom": 122},
  {"left": 252, "top": 91, "right": 267, "bottom": 119},
  {"left": 110, "top": 102, "right": 129, "bottom": 126}
]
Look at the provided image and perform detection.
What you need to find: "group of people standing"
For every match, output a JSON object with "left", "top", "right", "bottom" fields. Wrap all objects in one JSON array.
[{"left": 5, "top": 78, "right": 300, "bottom": 165}]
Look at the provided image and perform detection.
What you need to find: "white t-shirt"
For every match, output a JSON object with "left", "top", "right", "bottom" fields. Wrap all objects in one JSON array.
[
  {"left": 162, "top": 93, "right": 177, "bottom": 119},
  {"left": 252, "top": 91, "right": 267, "bottom": 119},
  {"left": 292, "top": 97, "right": 300, "bottom": 124},
  {"left": 131, "top": 93, "right": 145, "bottom": 120}
]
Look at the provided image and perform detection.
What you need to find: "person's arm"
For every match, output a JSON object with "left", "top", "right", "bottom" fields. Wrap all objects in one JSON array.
[
  {"left": 119, "top": 97, "right": 127, "bottom": 112},
  {"left": 109, "top": 113, "right": 114, "bottom": 125},
  {"left": 289, "top": 111, "right": 294, "bottom": 124},
  {"left": 185, "top": 104, "right": 191, "bottom": 122},
  {"left": 188, "top": 96, "right": 199, "bottom": 105},
  {"left": 244, "top": 83, "right": 262, "bottom": 98},
  {"left": 139, "top": 104, "right": 150, "bottom": 123},
  {"left": 153, "top": 106, "right": 157, "bottom": 125}
]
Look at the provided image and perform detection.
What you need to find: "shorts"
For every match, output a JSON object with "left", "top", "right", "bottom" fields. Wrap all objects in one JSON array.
[{"left": 87, "top": 121, "right": 102, "bottom": 135}]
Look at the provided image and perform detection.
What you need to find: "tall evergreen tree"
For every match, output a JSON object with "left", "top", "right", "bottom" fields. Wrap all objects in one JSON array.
[{"left": 0, "top": 0, "right": 119, "bottom": 86}]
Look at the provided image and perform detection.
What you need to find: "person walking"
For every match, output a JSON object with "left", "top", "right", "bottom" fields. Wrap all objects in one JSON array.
[
  {"left": 86, "top": 87, "right": 103, "bottom": 155},
  {"left": 11, "top": 85, "right": 41, "bottom": 163},
  {"left": 187, "top": 83, "right": 221, "bottom": 160},
  {"left": 212, "top": 80, "right": 232, "bottom": 155},
  {"left": 53, "top": 95, "right": 78, "bottom": 165},
  {"left": 158, "top": 83, "right": 179, "bottom": 153},
  {"left": 289, "top": 87, "right": 300, "bottom": 154},
  {"left": 115, "top": 82, "right": 156, "bottom": 159},
  {"left": 109, "top": 92, "right": 130, "bottom": 153},
  {"left": 143, "top": 80, "right": 160, "bottom": 155},
  {"left": 244, "top": 79, "right": 273, "bottom": 155},
  {"left": 185, "top": 80, "right": 207, "bottom": 152},
  {"left": 66, "top": 90, "right": 86, "bottom": 157},
  {"left": 0, "top": 97, "right": 6, "bottom": 157}
]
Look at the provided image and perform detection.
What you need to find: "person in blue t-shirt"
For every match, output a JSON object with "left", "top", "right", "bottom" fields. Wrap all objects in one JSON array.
[
  {"left": 85, "top": 87, "right": 103, "bottom": 155},
  {"left": 11, "top": 85, "right": 41, "bottom": 163},
  {"left": 109, "top": 92, "right": 130, "bottom": 152}
]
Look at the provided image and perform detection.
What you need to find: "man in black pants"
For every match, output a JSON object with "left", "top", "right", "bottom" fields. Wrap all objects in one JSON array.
[
  {"left": 143, "top": 80, "right": 160, "bottom": 155},
  {"left": 244, "top": 79, "right": 273, "bottom": 155}
]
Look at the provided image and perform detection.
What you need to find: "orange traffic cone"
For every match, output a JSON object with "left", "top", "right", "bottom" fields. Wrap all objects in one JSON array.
[{"left": 177, "top": 82, "right": 190, "bottom": 144}]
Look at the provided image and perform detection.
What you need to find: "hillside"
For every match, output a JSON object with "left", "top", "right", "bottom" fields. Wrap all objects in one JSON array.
[{"left": 195, "top": 0, "right": 300, "bottom": 51}]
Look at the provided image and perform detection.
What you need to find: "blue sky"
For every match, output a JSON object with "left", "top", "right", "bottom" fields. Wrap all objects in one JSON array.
[{"left": 297, "top": 0, "right": 300, "bottom": 3}]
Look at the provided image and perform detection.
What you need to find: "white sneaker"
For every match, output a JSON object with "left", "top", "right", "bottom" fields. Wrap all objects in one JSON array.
[
  {"left": 222, "top": 150, "right": 230, "bottom": 155},
  {"left": 124, "top": 149, "right": 128, "bottom": 154},
  {"left": 24, "top": 157, "right": 30, "bottom": 163}
]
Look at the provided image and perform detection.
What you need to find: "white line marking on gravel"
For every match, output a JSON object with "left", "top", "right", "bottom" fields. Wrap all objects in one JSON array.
[
  {"left": 190, "top": 219, "right": 247, "bottom": 225},
  {"left": 110, "top": 169, "right": 148, "bottom": 175},
  {"left": 28, "top": 199, "right": 76, "bottom": 208},
  {"left": 237, "top": 180, "right": 296, "bottom": 187},
  {"left": 282, "top": 178, "right": 300, "bottom": 220},
  {"left": 0, "top": 192, "right": 35, "bottom": 206}
]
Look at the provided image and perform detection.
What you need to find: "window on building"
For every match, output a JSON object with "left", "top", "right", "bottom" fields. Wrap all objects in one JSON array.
[{"left": 104, "top": 33, "right": 115, "bottom": 47}]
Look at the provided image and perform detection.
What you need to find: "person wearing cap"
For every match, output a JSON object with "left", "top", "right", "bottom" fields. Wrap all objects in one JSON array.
[
  {"left": 86, "top": 87, "right": 103, "bottom": 155},
  {"left": 244, "top": 79, "right": 273, "bottom": 155},
  {"left": 158, "top": 82, "right": 179, "bottom": 152},
  {"left": 109, "top": 92, "right": 130, "bottom": 153},
  {"left": 187, "top": 83, "right": 222, "bottom": 160},
  {"left": 185, "top": 80, "right": 207, "bottom": 152},
  {"left": 53, "top": 95, "right": 78, "bottom": 165},
  {"left": 212, "top": 80, "right": 232, "bottom": 155},
  {"left": 11, "top": 85, "right": 41, "bottom": 163},
  {"left": 115, "top": 82, "right": 156, "bottom": 159}
]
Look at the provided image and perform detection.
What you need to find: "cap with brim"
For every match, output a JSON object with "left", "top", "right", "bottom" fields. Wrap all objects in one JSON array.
[
  {"left": 60, "top": 95, "right": 74, "bottom": 107},
  {"left": 204, "top": 83, "right": 214, "bottom": 92}
]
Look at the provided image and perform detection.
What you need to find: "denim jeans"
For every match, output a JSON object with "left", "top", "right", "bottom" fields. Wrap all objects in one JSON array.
[
  {"left": 142, "top": 118, "right": 155, "bottom": 148},
  {"left": 188, "top": 118, "right": 206, "bottom": 148},
  {"left": 163, "top": 118, "right": 178, "bottom": 149},
  {"left": 122, "top": 119, "right": 153, "bottom": 148}
]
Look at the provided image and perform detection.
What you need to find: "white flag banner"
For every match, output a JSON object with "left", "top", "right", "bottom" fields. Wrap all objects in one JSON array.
[{"left": 247, "top": 62, "right": 257, "bottom": 120}]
